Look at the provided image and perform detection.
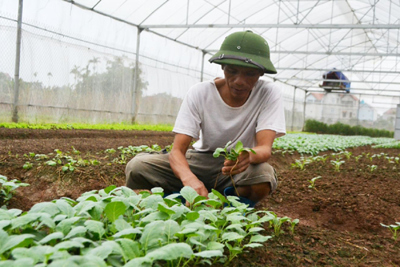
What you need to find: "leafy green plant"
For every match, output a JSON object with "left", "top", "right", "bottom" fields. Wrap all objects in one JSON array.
[
  {"left": 22, "top": 162, "right": 33, "bottom": 170},
  {"left": 0, "top": 175, "right": 29, "bottom": 207},
  {"left": 0, "top": 185, "right": 296, "bottom": 266},
  {"left": 308, "top": 176, "right": 322, "bottom": 190},
  {"left": 291, "top": 157, "right": 312, "bottom": 170},
  {"left": 289, "top": 219, "right": 300, "bottom": 234},
  {"left": 355, "top": 155, "right": 363, "bottom": 162},
  {"left": 331, "top": 159, "right": 345, "bottom": 172},
  {"left": 369, "top": 165, "right": 378, "bottom": 172},
  {"left": 267, "top": 212, "right": 292, "bottom": 237},
  {"left": 213, "top": 141, "right": 256, "bottom": 161},
  {"left": 381, "top": 222, "right": 400, "bottom": 241},
  {"left": 213, "top": 141, "right": 256, "bottom": 196}
]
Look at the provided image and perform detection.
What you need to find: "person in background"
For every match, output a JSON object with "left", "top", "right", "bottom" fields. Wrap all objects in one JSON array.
[{"left": 126, "top": 30, "right": 286, "bottom": 207}]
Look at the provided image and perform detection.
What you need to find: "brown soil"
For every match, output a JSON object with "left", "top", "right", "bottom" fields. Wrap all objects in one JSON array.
[{"left": 1, "top": 128, "right": 399, "bottom": 266}]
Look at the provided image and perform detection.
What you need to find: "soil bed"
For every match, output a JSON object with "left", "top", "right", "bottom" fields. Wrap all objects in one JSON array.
[{"left": 1, "top": 128, "right": 399, "bottom": 266}]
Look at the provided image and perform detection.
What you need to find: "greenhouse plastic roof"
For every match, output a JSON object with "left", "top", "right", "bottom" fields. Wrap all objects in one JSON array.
[{"left": 4, "top": 0, "right": 400, "bottom": 96}]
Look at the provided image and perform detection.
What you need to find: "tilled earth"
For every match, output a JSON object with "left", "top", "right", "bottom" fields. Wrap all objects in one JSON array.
[{"left": 1, "top": 128, "right": 399, "bottom": 266}]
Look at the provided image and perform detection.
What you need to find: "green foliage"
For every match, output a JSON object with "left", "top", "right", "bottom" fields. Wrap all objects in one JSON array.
[
  {"left": 304, "top": 119, "right": 393, "bottom": 138},
  {"left": 308, "top": 176, "right": 322, "bottom": 190},
  {"left": 0, "top": 175, "right": 29, "bottom": 207},
  {"left": 381, "top": 222, "right": 400, "bottom": 241},
  {"left": 213, "top": 141, "right": 256, "bottom": 161},
  {"left": 0, "top": 122, "right": 173, "bottom": 132},
  {"left": 273, "top": 133, "right": 394, "bottom": 155},
  {"left": 0, "top": 186, "right": 297, "bottom": 266}
]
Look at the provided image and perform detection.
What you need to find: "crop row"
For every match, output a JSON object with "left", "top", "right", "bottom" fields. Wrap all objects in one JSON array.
[{"left": 0, "top": 184, "right": 298, "bottom": 266}]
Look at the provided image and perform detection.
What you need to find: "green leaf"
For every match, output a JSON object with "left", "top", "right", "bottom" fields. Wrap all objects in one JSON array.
[
  {"left": 146, "top": 243, "right": 193, "bottom": 261},
  {"left": 64, "top": 226, "right": 87, "bottom": 239},
  {"left": 139, "top": 194, "right": 164, "bottom": 210},
  {"left": 213, "top": 148, "right": 225, "bottom": 158},
  {"left": 206, "top": 241, "right": 225, "bottom": 251},
  {"left": 221, "top": 232, "right": 244, "bottom": 242},
  {"left": 86, "top": 242, "right": 113, "bottom": 259},
  {"left": 104, "top": 185, "right": 117, "bottom": 194},
  {"left": 163, "top": 220, "right": 180, "bottom": 242},
  {"left": 39, "top": 232, "right": 64, "bottom": 244},
  {"left": 234, "top": 141, "right": 244, "bottom": 153},
  {"left": 104, "top": 201, "right": 126, "bottom": 222},
  {"left": 244, "top": 243, "right": 264, "bottom": 248},
  {"left": 248, "top": 226, "right": 264, "bottom": 233},
  {"left": 36, "top": 212, "right": 56, "bottom": 229},
  {"left": 0, "top": 232, "right": 35, "bottom": 254},
  {"left": 11, "top": 213, "right": 41, "bottom": 229},
  {"left": 56, "top": 199, "right": 75, "bottom": 218},
  {"left": 157, "top": 203, "right": 176, "bottom": 215},
  {"left": 180, "top": 186, "right": 198, "bottom": 205},
  {"left": 113, "top": 217, "right": 133, "bottom": 232},
  {"left": 194, "top": 250, "right": 223, "bottom": 258},
  {"left": 116, "top": 239, "right": 141, "bottom": 260},
  {"left": 121, "top": 186, "right": 136, "bottom": 197},
  {"left": 12, "top": 246, "right": 55, "bottom": 264},
  {"left": 140, "top": 221, "right": 165, "bottom": 251},
  {"left": 113, "top": 228, "right": 142, "bottom": 238},
  {"left": 249, "top": 234, "right": 272, "bottom": 243},
  {"left": 56, "top": 217, "right": 81, "bottom": 236},
  {"left": 54, "top": 240, "right": 85, "bottom": 250},
  {"left": 186, "top": 211, "right": 200, "bottom": 221},
  {"left": 0, "top": 209, "right": 13, "bottom": 220},
  {"left": 84, "top": 221, "right": 105, "bottom": 238},
  {"left": 211, "top": 189, "right": 228, "bottom": 204},
  {"left": 30, "top": 202, "right": 59, "bottom": 217}
]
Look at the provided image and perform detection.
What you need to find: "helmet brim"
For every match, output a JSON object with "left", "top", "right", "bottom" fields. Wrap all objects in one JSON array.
[{"left": 209, "top": 50, "right": 277, "bottom": 74}]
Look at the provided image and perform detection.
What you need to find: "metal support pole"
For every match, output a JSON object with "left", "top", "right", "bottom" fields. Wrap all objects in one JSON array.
[
  {"left": 291, "top": 87, "right": 297, "bottom": 132},
  {"left": 302, "top": 91, "right": 307, "bottom": 131},
  {"left": 12, "top": 0, "right": 23, "bottom": 123},
  {"left": 131, "top": 28, "right": 143, "bottom": 124},
  {"left": 200, "top": 51, "right": 206, "bottom": 82}
]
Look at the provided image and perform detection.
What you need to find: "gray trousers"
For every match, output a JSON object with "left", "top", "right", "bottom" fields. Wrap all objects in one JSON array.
[{"left": 125, "top": 150, "right": 277, "bottom": 195}]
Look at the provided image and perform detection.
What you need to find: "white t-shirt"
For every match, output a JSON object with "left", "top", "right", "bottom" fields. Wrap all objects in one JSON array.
[{"left": 173, "top": 78, "right": 286, "bottom": 152}]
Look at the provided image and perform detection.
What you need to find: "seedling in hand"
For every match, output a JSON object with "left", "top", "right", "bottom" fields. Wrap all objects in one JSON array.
[
  {"left": 213, "top": 141, "right": 256, "bottom": 161},
  {"left": 213, "top": 141, "right": 256, "bottom": 196}
]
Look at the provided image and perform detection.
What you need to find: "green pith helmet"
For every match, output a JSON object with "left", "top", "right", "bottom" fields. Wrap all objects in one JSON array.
[{"left": 209, "top": 30, "right": 277, "bottom": 74}]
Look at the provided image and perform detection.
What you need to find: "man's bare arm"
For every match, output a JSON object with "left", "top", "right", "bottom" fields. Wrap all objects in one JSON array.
[{"left": 169, "top": 133, "right": 209, "bottom": 197}]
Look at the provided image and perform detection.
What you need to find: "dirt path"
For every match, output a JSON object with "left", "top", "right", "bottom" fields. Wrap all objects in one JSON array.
[{"left": 1, "top": 128, "right": 399, "bottom": 266}]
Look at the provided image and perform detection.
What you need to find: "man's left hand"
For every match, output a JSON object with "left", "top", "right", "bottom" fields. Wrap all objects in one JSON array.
[{"left": 222, "top": 151, "right": 250, "bottom": 175}]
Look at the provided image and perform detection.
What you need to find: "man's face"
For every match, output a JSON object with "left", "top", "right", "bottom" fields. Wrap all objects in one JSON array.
[{"left": 223, "top": 65, "right": 263, "bottom": 99}]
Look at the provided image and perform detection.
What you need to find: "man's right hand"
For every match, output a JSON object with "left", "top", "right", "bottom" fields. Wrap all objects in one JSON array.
[{"left": 181, "top": 175, "right": 209, "bottom": 198}]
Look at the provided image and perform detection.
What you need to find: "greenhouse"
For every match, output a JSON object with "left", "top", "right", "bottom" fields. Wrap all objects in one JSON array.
[
  {"left": 1, "top": 1, "right": 400, "bottom": 266},
  {"left": 1, "top": 0, "right": 399, "bottom": 131}
]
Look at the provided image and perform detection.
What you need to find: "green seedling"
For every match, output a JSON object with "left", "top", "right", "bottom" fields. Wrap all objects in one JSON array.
[
  {"left": 381, "top": 222, "right": 400, "bottom": 241},
  {"left": 213, "top": 141, "right": 256, "bottom": 161},
  {"left": 331, "top": 159, "right": 345, "bottom": 172},
  {"left": 291, "top": 157, "right": 312, "bottom": 170},
  {"left": 0, "top": 175, "right": 29, "bottom": 207},
  {"left": 355, "top": 155, "right": 363, "bottom": 162},
  {"left": 289, "top": 219, "right": 300, "bottom": 234},
  {"left": 267, "top": 212, "right": 292, "bottom": 237},
  {"left": 23, "top": 161, "right": 33, "bottom": 170},
  {"left": 369, "top": 164, "right": 378, "bottom": 172},
  {"left": 213, "top": 141, "right": 256, "bottom": 195},
  {"left": 308, "top": 176, "right": 322, "bottom": 190}
]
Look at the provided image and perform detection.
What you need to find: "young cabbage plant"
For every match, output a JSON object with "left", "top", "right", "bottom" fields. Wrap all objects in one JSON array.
[
  {"left": 213, "top": 141, "right": 256, "bottom": 196},
  {"left": 381, "top": 222, "right": 400, "bottom": 241},
  {"left": 308, "top": 176, "right": 322, "bottom": 190},
  {"left": 213, "top": 141, "right": 256, "bottom": 161}
]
